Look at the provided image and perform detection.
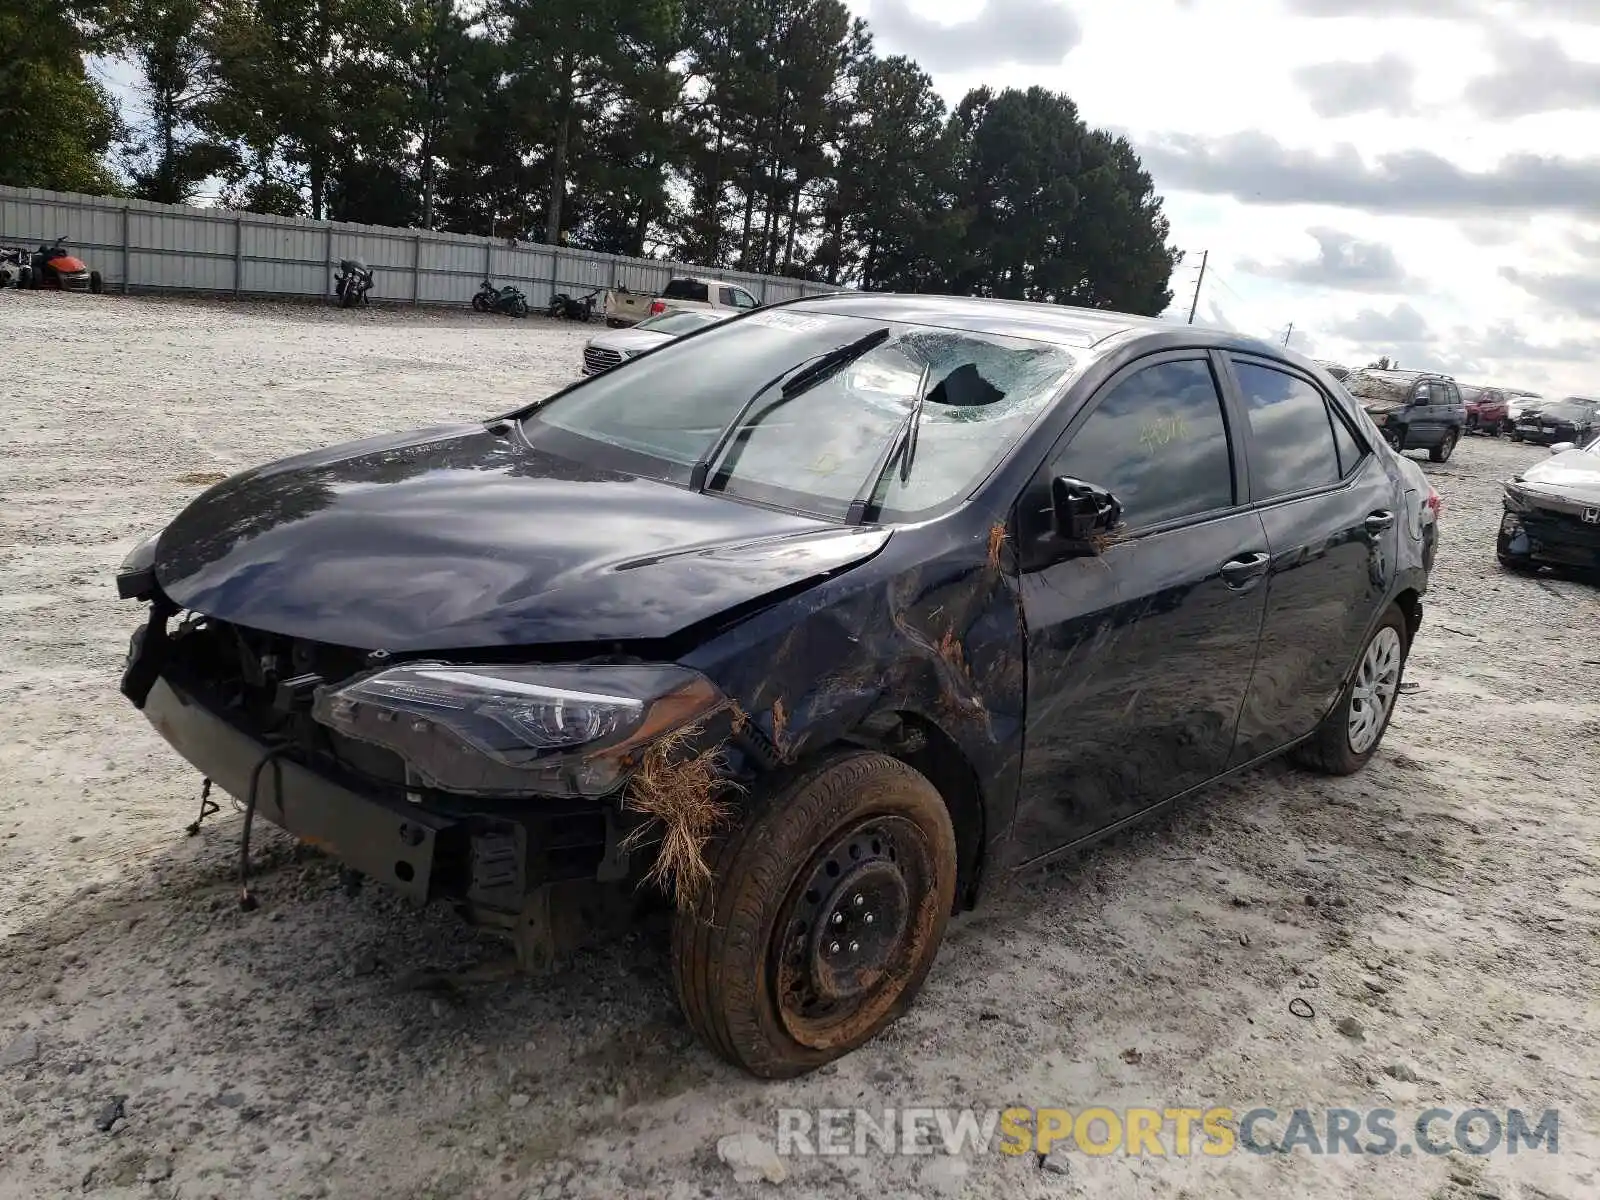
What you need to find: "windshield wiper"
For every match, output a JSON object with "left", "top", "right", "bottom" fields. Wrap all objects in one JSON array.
[
  {"left": 689, "top": 326, "right": 892, "bottom": 492},
  {"left": 846, "top": 362, "right": 933, "bottom": 525}
]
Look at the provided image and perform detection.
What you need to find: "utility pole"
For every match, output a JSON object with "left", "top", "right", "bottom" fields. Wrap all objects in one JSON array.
[
  {"left": 1187, "top": 250, "right": 1208, "bottom": 324},
  {"left": 1283, "top": 322, "right": 1294, "bottom": 347}
]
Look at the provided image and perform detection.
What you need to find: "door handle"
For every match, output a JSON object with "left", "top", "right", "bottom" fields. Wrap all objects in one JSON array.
[
  {"left": 1220, "top": 551, "right": 1270, "bottom": 588},
  {"left": 1365, "top": 510, "right": 1396, "bottom": 534}
]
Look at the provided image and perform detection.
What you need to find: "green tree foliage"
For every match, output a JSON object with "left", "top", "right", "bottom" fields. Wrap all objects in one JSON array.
[
  {"left": 8, "top": 1, "right": 1181, "bottom": 314},
  {"left": 110, "top": 0, "right": 234, "bottom": 203},
  {"left": 0, "top": 0, "right": 123, "bottom": 193}
]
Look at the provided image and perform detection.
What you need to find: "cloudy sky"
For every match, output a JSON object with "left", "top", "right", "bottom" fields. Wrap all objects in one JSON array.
[{"left": 852, "top": 0, "right": 1600, "bottom": 394}]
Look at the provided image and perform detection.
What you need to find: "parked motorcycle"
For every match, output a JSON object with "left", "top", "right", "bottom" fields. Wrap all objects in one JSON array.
[
  {"left": 472, "top": 279, "right": 529, "bottom": 317},
  {"left": 0, "top": 246, "right": 29, "bottom": 289},
  {"left": 27, "top": 236, "right": 101, "bottom": 293},
  {"left": 547, "top": 287, "right": 601, "bottom": 322},
  {"left": 333, "top": 258, "right": 374, "bottom": 308}
]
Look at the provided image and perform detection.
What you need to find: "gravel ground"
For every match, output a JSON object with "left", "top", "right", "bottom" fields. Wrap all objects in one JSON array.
[{"left": 1, "top": 293, "right": 1597, "bottom": 1200}]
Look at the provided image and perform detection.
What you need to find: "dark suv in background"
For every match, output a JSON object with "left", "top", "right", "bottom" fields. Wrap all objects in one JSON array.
[{"left": 1345, "top": 369, "right": 1467, "bottom": 462}]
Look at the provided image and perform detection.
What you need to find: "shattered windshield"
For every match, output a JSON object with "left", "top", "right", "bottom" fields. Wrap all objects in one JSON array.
[{"left": 527, "top": 309, "right": 1078, "bottom": 521}]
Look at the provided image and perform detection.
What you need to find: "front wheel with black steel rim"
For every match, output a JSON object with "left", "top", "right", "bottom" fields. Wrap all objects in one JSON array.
[
  {"left": 1291, "top": 604, "right": 1409, "bottom": 776},
  {"left": 1429, "top": 430, "right": 1458, "bottom": 463},
  {"left": 672, "top": 751, "right": 957, "bottom": 1078}
]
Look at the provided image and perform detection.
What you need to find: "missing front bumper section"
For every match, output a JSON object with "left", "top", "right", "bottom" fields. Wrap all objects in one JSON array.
[{"left": 139, "top": 674, "right": 639, "bottom": 916}]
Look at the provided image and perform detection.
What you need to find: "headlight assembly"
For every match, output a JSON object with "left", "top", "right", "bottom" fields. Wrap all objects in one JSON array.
[
  {"left": 311, "top": 661, "right": 727, "bottom": 798},
  {"left": 1501, "top": 482, "right": 1532, "bottom": 513}
]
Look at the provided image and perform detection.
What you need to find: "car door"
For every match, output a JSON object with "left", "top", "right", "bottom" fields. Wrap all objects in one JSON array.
[
  {"left": 1010, "top": 353, "right": 1270, "bottom": 862},
  {"left": 1443, "top": 380, "right": 1465, "bottom": 439},
  {"left": 1222, "top": 355, "right": 1399, "bottom": 765},
  {"left": 1401, "top": 380, "right": 1434, "bottom": 446}
]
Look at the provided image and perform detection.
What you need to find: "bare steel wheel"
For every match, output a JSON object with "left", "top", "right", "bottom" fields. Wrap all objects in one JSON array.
[
  {"left": 1291, "top": 603, "right": 1410, "bottom": 776},
  {"left": 1347, "top": 625, "right": 1402, "bottom": 754},
  {"left": 672, "top": 751, "right": 956, "bottom": 1078},
  {"left": 774, "top": 815, "right": 933, "bottom": 1051}
]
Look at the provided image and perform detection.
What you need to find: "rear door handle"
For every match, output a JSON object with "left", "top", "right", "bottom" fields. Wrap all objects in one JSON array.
[
  {"left": 1220, "top": 551, "right": 1270, "bottom": 589},
  {"left": 1365, "top": 510, "right": 1396, "bottom": 534}
]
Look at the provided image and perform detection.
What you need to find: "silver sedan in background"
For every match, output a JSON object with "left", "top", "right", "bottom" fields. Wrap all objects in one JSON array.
[{"left": 580, "top": 307, "right": 735, "bottom": 375}]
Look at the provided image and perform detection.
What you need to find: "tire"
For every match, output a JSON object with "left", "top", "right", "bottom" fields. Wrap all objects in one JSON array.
[
  {"left": 512, "top": 296, "right": 528, "bottom": 318},
  {"left": 27, "top": 267, "right": 39, "bottom": 290},
  {"left": 340, "top": 287, "right": 357, "bottom": 309},
  {"left": 672, "top": 751, "right": 957, "bottom": 1079},
  {"left": 1291, "top": 604, "right": 1409, "bottom": 776},
  {"left": 1429, "top": 430, "right": 1458, "bottom": 463},
  {"left": 472, "top": 294, "right": 490, "bottom": 313},
  {"left": 16, "top": 267, "right": 28, "bottom": 288},
  {"left": 1382, "top": 426, "right": 1403, "bottom": 452},
  {"left": 89, "top": 270, "right": 103, "bottom": 295}
]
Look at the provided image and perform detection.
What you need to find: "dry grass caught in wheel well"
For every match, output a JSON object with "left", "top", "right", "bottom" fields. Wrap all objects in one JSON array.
[{"left": 620, "top": 722, "right": 742, "bottom": 910}]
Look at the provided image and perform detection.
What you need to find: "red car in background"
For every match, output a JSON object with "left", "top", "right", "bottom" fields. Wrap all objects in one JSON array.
[{"left": 1461, "top": 385, "right": 1510, "bottom": 435}]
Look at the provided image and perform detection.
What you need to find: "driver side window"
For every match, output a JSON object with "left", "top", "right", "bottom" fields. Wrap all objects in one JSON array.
[{"left": 1047, "top": 358, "right": 1237, "bottom": 534}]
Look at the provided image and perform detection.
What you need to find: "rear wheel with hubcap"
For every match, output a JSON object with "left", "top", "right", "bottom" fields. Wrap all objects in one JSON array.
[
  {"left": 1429, "top": 431, "right": 1458, "bottom": 463},
  {"left": 672, "top": 751, "right": 956, "bottom": 1078},
  {"left": 1292, "top": 604, "right": 1409, "bottom": 775}
]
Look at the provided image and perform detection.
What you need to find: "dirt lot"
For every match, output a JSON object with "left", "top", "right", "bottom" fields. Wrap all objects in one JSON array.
[{"left": 1, "top": 293, "right": 1597, "bottom": 1200}]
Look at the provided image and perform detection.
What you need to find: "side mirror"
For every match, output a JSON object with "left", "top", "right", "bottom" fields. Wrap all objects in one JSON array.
[
  {"left": 1550, "top": 442, "right": 1576, "bottom": 454},
  {"left": 1051, "top": 476, "right": 1122, "bottom": 551}
]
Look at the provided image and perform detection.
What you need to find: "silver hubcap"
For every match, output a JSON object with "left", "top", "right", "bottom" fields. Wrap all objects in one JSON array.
[{"left": 1348, "top": 626, "right": 1402, "bottom": 754}]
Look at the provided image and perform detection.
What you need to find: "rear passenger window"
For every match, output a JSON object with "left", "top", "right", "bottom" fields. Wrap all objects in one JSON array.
[
  {"left": 1232, "top": 361, "right": 1341, "bottom": 498},
  {"left": 1050, "top": 359, "right": 1235, "bottom": 531},
  {"left": 1329, "top": 408, "right": 1366, "bottom": 477}
]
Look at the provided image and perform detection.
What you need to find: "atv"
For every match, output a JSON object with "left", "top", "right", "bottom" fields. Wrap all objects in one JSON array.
[
  {"left": 29, "top": 236, "right": 103, "bottom": 293},
  {"left": 0, "top": 246, "right": 31, "bottom": 289}
]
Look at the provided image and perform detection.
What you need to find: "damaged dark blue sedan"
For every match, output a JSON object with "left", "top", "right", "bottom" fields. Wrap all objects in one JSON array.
[{"left": 115, "top": 294, "right": 1436, "bottom": 1077}]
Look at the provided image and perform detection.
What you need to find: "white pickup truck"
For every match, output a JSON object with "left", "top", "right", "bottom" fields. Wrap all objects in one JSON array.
[{"left": 603, "top": 275, "right": 761, "bottom": 326}]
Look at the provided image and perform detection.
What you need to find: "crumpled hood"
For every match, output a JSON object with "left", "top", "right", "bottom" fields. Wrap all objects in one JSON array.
[
  {"left": 1520, "top": 448, "right": 1600, "bottom": 505},
  {"left": 153, "top": 423, "right": 889, "bottom": 651}
]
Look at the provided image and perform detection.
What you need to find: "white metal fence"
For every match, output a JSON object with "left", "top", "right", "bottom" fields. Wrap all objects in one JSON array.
[{"left": 0, "top": 185, "right": 840, "bottom": 309}]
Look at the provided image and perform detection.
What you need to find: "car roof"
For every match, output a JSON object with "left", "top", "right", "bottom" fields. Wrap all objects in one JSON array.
[
  {"left": 785, "top": 291, "right": 1303, "bottom": 359},
  {"left": 1350, "top": 367, "right": 1452, "bottom": 383}
]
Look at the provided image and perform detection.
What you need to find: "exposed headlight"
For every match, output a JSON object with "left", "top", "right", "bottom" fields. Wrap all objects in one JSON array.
[
  {"left": 1502, "top": 482, "right": 1532, "bottom": 513},
  {"left": 311, "top": 662, "right": 726, "bottom": 798}
]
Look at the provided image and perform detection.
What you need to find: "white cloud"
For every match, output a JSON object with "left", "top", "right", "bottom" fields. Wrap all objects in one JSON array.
[{"left": 847, "top": 0, "right": 1600, "bottom": 393}]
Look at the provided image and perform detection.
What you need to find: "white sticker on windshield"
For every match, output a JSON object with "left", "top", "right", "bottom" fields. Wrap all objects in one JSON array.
[{"left": 745, "top": 311, "right": 828, "bottom": 333}]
